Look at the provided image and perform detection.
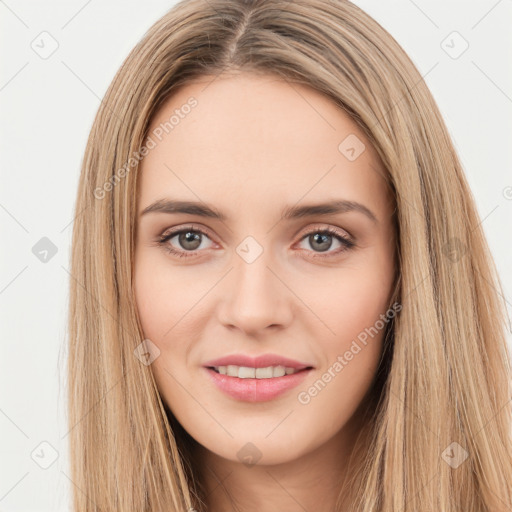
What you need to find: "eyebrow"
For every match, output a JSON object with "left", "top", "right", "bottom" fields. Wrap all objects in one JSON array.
[{"left": 139, "top": 198, "right": 378, "bottom": 224}]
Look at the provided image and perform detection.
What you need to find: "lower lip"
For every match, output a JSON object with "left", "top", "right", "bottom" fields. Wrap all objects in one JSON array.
[{"left": 203, "top": 367, "right": 313, "bottom": 402}]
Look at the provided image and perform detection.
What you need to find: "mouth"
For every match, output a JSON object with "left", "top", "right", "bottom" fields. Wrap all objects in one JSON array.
[
  {"left": 207, "top": 365, "right": 313, "bottom": 378},
  {"left": 203, "top": 365, "right": 314, "bottom": 402}
]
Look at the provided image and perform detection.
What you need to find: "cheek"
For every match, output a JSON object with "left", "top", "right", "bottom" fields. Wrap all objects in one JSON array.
[
  {"left": 134, "top": 256, "right": 190, "bottom": 402},
  {"left": 297, "top": 287, "right": 390, "bottom": 434},
  {"left": 298, "top": 250, "right": 394, "bottom": 401},
  {"left": 305, "top": 259, "right": 394, "bottom": 349},
  {"left": 134, "top": 259, "right": 168, "bottom": 340},
  {"left": 134, "top": 252, "right": 199, "bottom": 341},
  {"left": 330, "top": 277, "right": 389, "bottom": 341}
]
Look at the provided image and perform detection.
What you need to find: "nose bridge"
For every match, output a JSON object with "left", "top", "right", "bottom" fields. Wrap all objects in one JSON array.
[{"left": 218, "top": 242, "right": 291, "bottom": 334}]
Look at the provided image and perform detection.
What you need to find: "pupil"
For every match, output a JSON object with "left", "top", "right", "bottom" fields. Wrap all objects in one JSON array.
[
  {"left": 180, "top": 231, "right": 201, "bottom": 250},
  {"left": 311, "top": 233, "right": 332, "bottom": 252}
]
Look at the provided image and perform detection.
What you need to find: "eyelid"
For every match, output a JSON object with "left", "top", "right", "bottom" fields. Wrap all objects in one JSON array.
[
  {"left": 292, "top": 224, "right": 355, "bottom": 258},
  {"left": 157, "top": 223, "right": 219, "bottom": 251},
  {"left": 294, "top": 222, "right": 352, "bottom": 241},
  {"left": 159, "top": 222, "right": 216, "bottom": 241}
]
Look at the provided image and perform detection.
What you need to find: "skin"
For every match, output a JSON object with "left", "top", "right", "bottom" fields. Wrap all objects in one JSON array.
[{"left": 134, "top": 72, "right": 397, "bottom": 511}]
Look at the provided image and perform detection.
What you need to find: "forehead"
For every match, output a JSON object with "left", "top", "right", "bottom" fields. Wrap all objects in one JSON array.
[{"left": 138, "top": 73, "right": 391, "bottom": 219}]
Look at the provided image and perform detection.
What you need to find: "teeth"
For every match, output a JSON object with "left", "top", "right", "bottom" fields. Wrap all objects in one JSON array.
[
  {"left": 256, "top": 366, "right": 274, "bottom": 378},
  {"left": 214, "top": 365, "right": 300, "bottom": 378}
]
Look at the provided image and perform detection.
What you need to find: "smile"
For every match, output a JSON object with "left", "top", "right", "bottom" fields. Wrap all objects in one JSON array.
[
  {"left": 210, "top": 364, "right": 303, "bottom": 378},
  {"left": 204, "top": 366, "right": 313, "bottom": 402}
]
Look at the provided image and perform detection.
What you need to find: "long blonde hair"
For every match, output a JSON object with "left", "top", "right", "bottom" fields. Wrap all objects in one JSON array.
[{"left": 67, "top": 0, "right": 512, "bottom": 510}]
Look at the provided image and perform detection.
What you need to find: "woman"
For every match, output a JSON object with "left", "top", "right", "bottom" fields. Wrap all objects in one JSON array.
[{"left": 67, "top": 0, "right": 512, "bottom": 510}]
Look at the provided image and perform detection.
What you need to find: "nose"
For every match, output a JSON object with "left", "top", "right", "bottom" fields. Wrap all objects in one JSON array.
[{"left": 217, "top": 252, "right": 293, "bottom": 336}]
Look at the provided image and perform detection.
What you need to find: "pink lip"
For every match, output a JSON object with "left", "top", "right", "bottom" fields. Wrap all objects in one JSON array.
[
  {"left": 201, "top": 353, "right": 314, "bottom": 402},
  {"left": 203, "top": 367, "right": 313, "bottom": 402},
  {"left": 202, "top": 353, "right": 313, "bottom": 370}
]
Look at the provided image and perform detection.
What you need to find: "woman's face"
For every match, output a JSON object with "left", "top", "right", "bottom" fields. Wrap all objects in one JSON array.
[{"left": 134, "top": 72, "right": 396, "bottom": 467}]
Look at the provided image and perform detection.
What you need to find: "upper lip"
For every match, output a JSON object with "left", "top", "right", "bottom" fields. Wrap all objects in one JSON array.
[{"left": 203, "top": 353, "right": 314, "bottom": 370}]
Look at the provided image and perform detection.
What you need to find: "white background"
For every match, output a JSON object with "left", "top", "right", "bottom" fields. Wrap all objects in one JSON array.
[{"left": 1, "top": 0, "right": 511, "bottom": 510}]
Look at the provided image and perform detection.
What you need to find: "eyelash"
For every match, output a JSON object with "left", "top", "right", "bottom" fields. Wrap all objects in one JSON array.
[{"left": 156, "top": 224, "right": 355, "bottom": 260}]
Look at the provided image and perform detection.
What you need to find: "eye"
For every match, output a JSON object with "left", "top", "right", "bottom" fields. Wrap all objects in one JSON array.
[
  {"left": 296, "top": 226, "right": 355, "bottom": 258},
  {"left": 157, "top": 225, "right": 215, "bottom": 259},
  {"left": 156, "top": 224, "right": 355, "bottom": 260}
]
